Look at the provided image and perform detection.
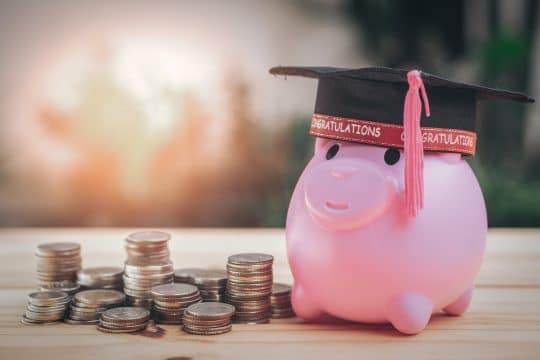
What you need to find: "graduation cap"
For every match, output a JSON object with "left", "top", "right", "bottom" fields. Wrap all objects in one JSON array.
[{"left": 269, "top": 66, "right": 534, "bottom": 216}]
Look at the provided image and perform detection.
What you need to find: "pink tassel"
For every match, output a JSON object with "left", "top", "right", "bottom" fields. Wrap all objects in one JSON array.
[{"left": 404, "top": 70, "right": 430, "bottom": 217}]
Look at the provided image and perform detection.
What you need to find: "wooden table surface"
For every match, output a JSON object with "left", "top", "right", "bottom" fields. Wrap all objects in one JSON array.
[{"left": 0, "top": 228, "right": 539, "bottom": 360}]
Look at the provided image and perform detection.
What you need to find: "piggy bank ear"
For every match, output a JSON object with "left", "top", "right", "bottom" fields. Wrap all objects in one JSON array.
[{"left": 314, "top": 138, "right": 331, "bottom": 154}]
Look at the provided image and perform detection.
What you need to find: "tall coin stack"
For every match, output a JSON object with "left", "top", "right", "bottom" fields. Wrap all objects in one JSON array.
[
  {"left": 151, "top": 283, "right": 201, "bottom": 324},
  {"left": 225, "top": 253, "right": 274, "bottom": 324},
  {"left": 35, "top": 243, "right": 82, "bottom": 286},
  {"left": 65, "top": 289, "right": 126, "bottom": 325},
  {"left": 123, "top": 231, "right": 174, "bottom": 308},
  {"left": 22, "top": 291, "right": 70, "bottom": 324},
  {"left": 183, "top": 302, "right": 235, "bottom": 335},
  {"left": 174, "top": 268, "right": 228, "bottom": 302},
  {"left": 78, "top": 267, "right": 123, "bottom": 290},
  {"left": 270, "top": 283, "right": 295, "bottom": 318}
]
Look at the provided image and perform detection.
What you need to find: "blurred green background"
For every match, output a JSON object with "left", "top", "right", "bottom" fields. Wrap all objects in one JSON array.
[{"left": 0, "top": 0, "right": 538, "bottom": 227}]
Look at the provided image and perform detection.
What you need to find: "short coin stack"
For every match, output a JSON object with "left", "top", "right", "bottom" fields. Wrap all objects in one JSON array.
[
  {"left": 225, "top": 253, "right": 274, "bottom": 324},
  {"left": 97, "top": 306, "right": 150, "bottom": 333},
  {"left": 65, "top": 289, "right": 125, "bottom": 325},
  {"left": 270, "top": 283, "right": 295, "bottom": 318},
  {"left": 151, "top": 283, "right": 201, "bottom": 324},
  {"left": 173, "top": 268, "right": 201, "bottom": 283},
  {"left": 78, "top": 267, "right": 123, "bottom": 290},
  {"left": 174, "top": 268, "right": 228, "bottom": 302},
  {"left": 22, "top": 291, "right": 70, "bottom": 324},
  {"left": 35, "top": 243, "right": 82, "bottom": 286},
  {"left": 183, "top": 302, "right": 235, "bottom": 335},
  {"left": 39, "top": 280, "right": 80, "bottom": 296},
  {"left": 123, "top": 231, "right": 174, "bottom": 308}
]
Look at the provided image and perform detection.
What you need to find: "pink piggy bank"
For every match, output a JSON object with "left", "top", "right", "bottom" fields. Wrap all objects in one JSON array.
[
  {"left": 286, "top": 139, "right": 485, "bottom": 334},
  {"left": 273, "top": 65, "right": 533, "bottom": 334}
]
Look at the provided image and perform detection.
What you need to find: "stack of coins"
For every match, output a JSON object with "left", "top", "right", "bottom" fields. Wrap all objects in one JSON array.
[
  {"left": 225, "top": 253, "right": 274, "bottom": 324},
  {"left": 22, "top": 291, "right": 70, "bottom": 324},
  {"left": 39, "top": 280, "right": 80, "bottom": 296},
  {"left": 174, "top": 268, "right": 228, "bottom": 302},
  {"left": 270, "top": 283, "right": 295, "bottom": 318},
  {"left": 65, "top": 289, "right": 125, "bottom": 324},
  {"left": 123, "top": 231, "right": 174, "bottom": 308},
  {"left": 183, "top": 302, "right": 235, "bottom": 335},
  {"left": 125, "top": 230, "right": 171, "bottom": 265},
  {"left": 97, "top": 307, "right": 150, "bottom": 333},
  {"left": 35, "top": 243, "right": 82, "bottom": 286},
  {"left": 151, "top": 283, "right": 201, "bottom": 324},
  {"left": 78, "top": 267, "right": 123, "bottom": 290},
  {"left": 173, "top": 268, "right": 202, "bottom": 283}
]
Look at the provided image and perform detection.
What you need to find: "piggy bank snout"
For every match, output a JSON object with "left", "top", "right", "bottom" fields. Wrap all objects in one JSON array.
[{"left": 304, "top": 159, "right": 396, "bottom": 230}]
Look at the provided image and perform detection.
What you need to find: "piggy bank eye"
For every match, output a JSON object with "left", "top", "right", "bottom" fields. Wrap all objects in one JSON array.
[
  {"left": 326, "top": 144, "right": 340, "bottom": 160},
  {"left": 384, "top": 148, "right": 400, "bottom": 165}
]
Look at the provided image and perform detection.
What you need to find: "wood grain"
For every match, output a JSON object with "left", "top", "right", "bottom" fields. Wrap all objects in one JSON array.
[{"left": 0, "top": 228, "right": 538, "bottom": 360}]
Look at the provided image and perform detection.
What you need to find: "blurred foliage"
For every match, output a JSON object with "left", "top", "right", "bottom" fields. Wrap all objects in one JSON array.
[
  {"left": 260, "top": 118, "right": 313, "bottom": 227},
  {"left": 472, "top": 159, "right": 540, "bottom": 226},
  {"left": 1, "top": 0, "right": 539, "bottom": 227},
  {"left": 480, "top": 32, "right": 529, "bottom": 75},
  {"left": 339, "top": 0, "right": 540, "bottom": 227},
  {"left": 346, "top": 0, "right": 465, "bottom": 68}
]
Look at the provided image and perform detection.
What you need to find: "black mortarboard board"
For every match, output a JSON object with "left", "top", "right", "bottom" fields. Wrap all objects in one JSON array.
[
  {"left": 269, "top": 66, "right": 534, "bottom": 216},
  {"left": 269, "top": 66, "right": 533, "bottom": 152}
]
